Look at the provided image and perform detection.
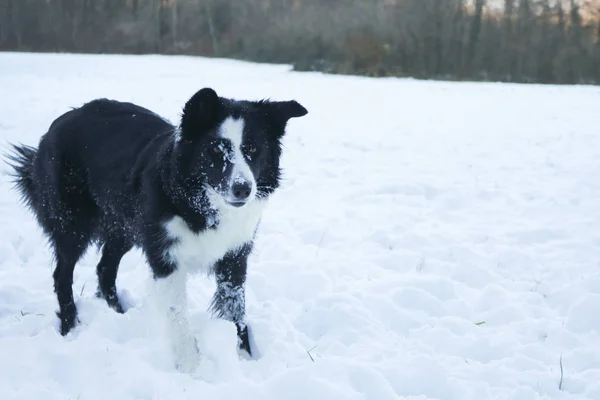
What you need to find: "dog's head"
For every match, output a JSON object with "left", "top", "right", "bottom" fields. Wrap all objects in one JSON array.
[{"left": 175, "top": 88, "right": 307, "bottom": 209}]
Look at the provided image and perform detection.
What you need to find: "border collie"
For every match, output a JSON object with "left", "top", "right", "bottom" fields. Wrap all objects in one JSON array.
[{"left": 5, "top": 88, "right": 308, "bottom": 372}]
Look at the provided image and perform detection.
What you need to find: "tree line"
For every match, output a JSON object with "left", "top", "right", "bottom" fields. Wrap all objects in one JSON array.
[{"left": 1, "top": 0, "right": 599, "bottom": 85}]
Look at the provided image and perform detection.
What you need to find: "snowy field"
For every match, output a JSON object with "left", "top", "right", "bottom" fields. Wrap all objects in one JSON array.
[{"left": 1, "top": 52, "right": 600, "bottom": 400}]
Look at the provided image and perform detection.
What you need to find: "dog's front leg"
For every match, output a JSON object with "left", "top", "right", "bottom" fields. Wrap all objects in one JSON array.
[
  {"left": 152, "top": 264, "right": 199, "bottom": 372},
  {"left": 209, "top": 243, "right": 253, "bottom": 357}
]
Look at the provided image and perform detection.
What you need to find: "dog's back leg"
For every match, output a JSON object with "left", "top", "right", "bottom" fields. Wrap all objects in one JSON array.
[
  {"left": 95, "top": 236, "right": 133, "bottom": 313},
  {"left": 51, "top": 225, "right": 94, "bottom": 335},
  {"left": 38, "top": 158, "right": 98, "bottom": 336}
]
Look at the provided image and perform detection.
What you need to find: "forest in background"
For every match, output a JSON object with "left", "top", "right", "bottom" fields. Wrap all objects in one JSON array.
[{"left": 1, "top": 0, "right": 599, "bottom": 85}]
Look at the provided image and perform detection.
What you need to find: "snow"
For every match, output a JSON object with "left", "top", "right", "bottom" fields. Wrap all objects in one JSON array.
[{"left": 1, "top": 51, "right": 600, "bottom": 400}]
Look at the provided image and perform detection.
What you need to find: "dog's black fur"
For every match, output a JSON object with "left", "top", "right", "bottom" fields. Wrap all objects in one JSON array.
[{"left": 5, "top": 88, "right": 307, "bottom": 362}]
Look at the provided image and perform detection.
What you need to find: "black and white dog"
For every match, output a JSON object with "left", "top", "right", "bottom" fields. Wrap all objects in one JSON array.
[{"left": 5, "top": 87, "right": 307, "bottom": 372}]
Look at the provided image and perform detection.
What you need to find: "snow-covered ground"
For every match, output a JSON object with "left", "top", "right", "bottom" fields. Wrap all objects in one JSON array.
[{"left": 1, "top": 52, "right": 600, "bottom": 400}]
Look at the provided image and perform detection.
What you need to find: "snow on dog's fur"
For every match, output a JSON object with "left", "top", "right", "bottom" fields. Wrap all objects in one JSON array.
[{"left": 5, "top": 87, "right": 308, "bottom": 372}]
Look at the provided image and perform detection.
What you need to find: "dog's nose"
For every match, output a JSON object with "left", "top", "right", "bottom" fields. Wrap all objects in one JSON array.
[{"left": 231, "top": 181, "right": 252, "bottom": 200}]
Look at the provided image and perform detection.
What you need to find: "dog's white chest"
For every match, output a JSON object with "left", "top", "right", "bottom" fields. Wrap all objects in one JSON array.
[{"left": 163, "top": 200, "right": 266, "bottom": 273}]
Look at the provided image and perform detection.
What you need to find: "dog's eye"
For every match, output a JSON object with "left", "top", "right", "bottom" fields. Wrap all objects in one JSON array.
[
  {"left": 247, "top": 144, "right": 258, "bottom": 154},
  {"left": 212, "top": 145, "right": 223, "bottom": 154}
]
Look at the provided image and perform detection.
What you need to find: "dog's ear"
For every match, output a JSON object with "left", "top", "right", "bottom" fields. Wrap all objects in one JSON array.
[
  {"left": 180, "top": 88, "right": 222, "bottom": 138},
  {"left": 269, "top": 100, "right": 308, "bottom": 122},
  {"left": 261, "top": 100, "right": 308, "bottom": 130}
]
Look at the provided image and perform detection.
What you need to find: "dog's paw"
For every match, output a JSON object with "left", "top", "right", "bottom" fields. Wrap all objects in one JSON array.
[
  {"left": 237, "top": 324, "right": 260, "bottom": 360},
  {"left": 174, "top": 349, "right": 200, "bottom": 374},
  {"left": 175, "top": 358, "right": 199, "bottom": 374},
  {"left": 237, "top": 347, "right": 253, "bottom": 361},
  {"left": 56, "top": 308, "right": 78, "bottom": 336},
  {"left": 173, "top": 336, "right": 201, "bottom": 373}
]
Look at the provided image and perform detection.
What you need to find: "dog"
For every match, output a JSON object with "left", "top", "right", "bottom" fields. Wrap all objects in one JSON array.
[{"left": 5, "top": 87, "right": 307, "bottom": 372}]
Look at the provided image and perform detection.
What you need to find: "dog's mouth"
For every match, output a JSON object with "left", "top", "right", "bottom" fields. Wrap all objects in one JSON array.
[{"left": 226, "top": 200, "right": 247, "bottom": 208}]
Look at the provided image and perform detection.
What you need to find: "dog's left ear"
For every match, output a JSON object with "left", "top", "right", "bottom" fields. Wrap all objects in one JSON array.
[
  {"left": 263, "top": 100, "right": 308, "bottom": 127},
  {"left": 180, "top": 87, "right": 223, "bottom": 138}
]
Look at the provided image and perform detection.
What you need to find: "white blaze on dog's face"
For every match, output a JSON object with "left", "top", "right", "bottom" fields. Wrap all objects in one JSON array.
[{"left": 211, "top": 117, "right": 257, "bottom": 208}]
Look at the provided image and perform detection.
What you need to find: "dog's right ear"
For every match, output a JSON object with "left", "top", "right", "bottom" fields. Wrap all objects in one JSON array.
[{"left": 180, "top": 88, "right": 222, "bottom": 138}]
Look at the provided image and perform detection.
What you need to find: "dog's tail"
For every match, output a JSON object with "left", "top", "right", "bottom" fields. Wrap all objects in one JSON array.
[{"left": 4, "top": 143, "right": 38, "bottom": 209}]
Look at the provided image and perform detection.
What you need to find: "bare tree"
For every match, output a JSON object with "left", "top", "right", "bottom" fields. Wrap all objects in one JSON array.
[{"left": 467, "top": 0, "right": 486, "bottom": 74}]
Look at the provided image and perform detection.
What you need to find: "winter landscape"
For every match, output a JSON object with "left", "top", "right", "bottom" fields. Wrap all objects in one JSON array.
[{"left": 0, "top": 51, "right": 600, "bottom": 400}]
